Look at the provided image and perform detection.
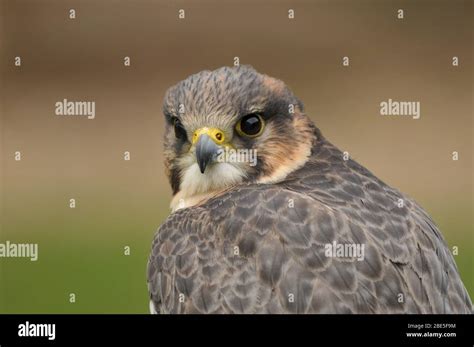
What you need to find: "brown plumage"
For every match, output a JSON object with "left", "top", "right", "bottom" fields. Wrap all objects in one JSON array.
[{"left": 147, "top": 65, "right": 472, "bottom": 313}]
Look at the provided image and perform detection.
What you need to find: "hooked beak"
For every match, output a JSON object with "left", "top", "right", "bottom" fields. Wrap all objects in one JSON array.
[{"left": 195, "top": 134, "right": 221, "bottom": 173}]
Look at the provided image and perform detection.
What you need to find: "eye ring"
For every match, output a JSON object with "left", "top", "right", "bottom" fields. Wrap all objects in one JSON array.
[
  {"left": 173, "top": 118, "right": 187, "bottom": 141},
  {"left": 236, "top": 113, "right": 265, "bottom": 138}
]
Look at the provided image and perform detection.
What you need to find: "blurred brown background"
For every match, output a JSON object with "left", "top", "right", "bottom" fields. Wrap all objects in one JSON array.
[{"left": 0, "top": 0, "right": 472, "bottom": 312}]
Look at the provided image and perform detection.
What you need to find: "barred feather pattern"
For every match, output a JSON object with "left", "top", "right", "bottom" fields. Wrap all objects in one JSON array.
[{"left": 147, "top": 138, "right": 472, "bottom": 314}]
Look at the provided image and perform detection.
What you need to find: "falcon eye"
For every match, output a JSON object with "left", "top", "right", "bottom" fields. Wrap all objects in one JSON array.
[
  {"left": 236, "top": 113, "right": 265, "bottom": 137},
  {"left": 173, "top": 118, "right": 187, "bottom": 141}
]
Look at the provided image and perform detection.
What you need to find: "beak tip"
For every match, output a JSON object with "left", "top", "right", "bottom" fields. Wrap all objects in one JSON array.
[
  {"left": 195, "top": 134, "right": 220, "bottom": 174},
  {"left": 197, "top": 158, "right": 207, "bottom": 173}
]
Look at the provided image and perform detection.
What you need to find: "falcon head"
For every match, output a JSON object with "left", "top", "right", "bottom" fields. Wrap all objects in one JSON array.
[{"left": 162, "top": 65, "right": 316, "bottom": 210}]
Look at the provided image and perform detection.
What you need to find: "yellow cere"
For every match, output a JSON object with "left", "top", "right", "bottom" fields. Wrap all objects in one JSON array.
[{"left": 192, "top": 127, "right": 226, "bottom": 145}]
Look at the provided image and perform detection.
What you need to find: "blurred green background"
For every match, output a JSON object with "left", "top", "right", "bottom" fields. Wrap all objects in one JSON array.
[{"left": 0, "top": 0, "right": 472, "bottom": 313}]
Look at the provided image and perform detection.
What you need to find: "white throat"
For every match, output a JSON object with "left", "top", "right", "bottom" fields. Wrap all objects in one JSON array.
[{"left": 170, "top": 162, "right": 246, "bottom": 212}]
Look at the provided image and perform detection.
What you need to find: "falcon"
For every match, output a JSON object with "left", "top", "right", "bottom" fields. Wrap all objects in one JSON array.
[{"left": 147, "top": 65, "right": 472, "bottom": 314}]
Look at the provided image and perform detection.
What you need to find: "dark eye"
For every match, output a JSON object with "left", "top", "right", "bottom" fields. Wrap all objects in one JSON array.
[
  {"left": 173, "top": 118, "right": 187, "bottom": 141},
  {"left": 236, "top": 113, "right": 265, "bottom": 137}
]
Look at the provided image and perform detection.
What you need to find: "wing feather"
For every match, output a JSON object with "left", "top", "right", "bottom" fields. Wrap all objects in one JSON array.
[{"left": 147, "top": 141, "right": 472, "bottom": 313}]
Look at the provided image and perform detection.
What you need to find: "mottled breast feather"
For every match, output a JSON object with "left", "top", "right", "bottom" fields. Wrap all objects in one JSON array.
[{"left": 147, "top": 139, "right": 473, "bottom": 314}]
